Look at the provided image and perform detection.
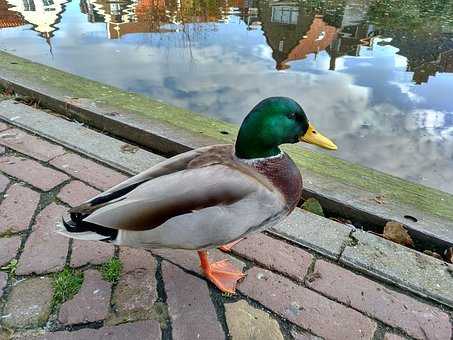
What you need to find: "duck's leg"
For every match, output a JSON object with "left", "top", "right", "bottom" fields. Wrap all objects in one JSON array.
[
  {"left": 198, "top": 250, "right": 245, "bottom": 294},
  {"left": 218, "top": 238, "right": 244, "bottom": 252}
]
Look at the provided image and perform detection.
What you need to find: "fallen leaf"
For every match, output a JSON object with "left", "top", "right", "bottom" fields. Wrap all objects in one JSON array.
[
  {"left": 302, "top": 198, "right": 324, "bottom": 217},
  {"left": 444, "top": 247, "right": 453, "bottom": 263},
  {"left": 372, "top": 194, "right": 385, "bottom": 204},
  {"left": 383, "top": 221, "right": 414, "bottom": 247},
  {"left": 423, "top": 250, "right": 442, "bottom": 260},
  {"left": 120, "top": 144, "right": 139, "bottom": 154}
]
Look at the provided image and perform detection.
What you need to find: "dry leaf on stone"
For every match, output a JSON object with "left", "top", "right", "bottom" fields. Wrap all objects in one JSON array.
[
  {"left": 120, "top": 144, "right": 139, "bottom": 154},
  {"left": 383, "top": 221, "right": 414, "bottom": 247},
  {"left": 372, "top": 194, "right": 385, "bottom": 204},
  {"left": 444, "top": 247, "right": 453, "bottom": 264}
]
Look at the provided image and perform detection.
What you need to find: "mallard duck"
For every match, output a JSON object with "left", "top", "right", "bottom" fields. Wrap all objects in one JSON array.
[{"left": 57, "top": 97, "right": 337, "bottom": 293}]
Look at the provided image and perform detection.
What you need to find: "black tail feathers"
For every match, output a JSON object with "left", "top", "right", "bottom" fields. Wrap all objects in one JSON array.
[{"left": 62, "top": 216, "right": 118, "bottom": 241}]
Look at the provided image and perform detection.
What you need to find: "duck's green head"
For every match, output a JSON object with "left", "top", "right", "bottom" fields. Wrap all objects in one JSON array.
[{"left": 235, "top": 97, "right": 337, "bottom": 159}]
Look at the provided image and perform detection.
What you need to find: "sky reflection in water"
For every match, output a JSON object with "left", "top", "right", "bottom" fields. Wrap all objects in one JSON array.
[{"left": 0, "top": 0, "right": 453, "bottom": 193}]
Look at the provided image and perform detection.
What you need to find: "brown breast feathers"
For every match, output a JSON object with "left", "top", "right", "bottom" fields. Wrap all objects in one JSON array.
[{"left": 250, "top": 153, "right": 303, "bottom": 211}]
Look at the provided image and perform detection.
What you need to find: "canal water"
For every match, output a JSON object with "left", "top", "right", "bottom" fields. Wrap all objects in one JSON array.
[{"left": 1, "top": 0, "right": 452, "bottom": 194}]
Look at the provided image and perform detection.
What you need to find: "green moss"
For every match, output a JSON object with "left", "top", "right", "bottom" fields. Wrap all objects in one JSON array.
[
  {"left": 1, "top": 51, "right": 453, "bottom": 221},
  {"left": 52, "top": 267, "right": 83, "bottom": 307},
  {"left": 101, "top": 258, "right": 122, "bottom": 284},
  {"left": 150, "top": 302, "right": 170, "bottom": 329},
  {"left": 302, "top": 198, "right": 324, "bottom": 217}
]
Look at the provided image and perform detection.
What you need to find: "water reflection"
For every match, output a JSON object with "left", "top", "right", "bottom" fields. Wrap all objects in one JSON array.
[
  {"left": 0, "top": 0, "right": 453, "bottom": 193},
  {"left": 3, "top": 0, "right": 452, "bottom": 82},
  {"left": 4, "top": 0, "right": 68, "bottom": 41},
  {"left": 0, "top": 0, "right": 24, "bottom": 28},
  {"left": 80, "top": 0, "right": 170, "bottom": 39}
]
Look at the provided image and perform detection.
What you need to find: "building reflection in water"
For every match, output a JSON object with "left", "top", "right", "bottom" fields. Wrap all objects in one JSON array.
[
  {"left": 257, "top": 0, "right": 453, "bottom": 84},
  {"left": 0, "top": 0, "right": 24, "bottom": 29},
  {"left": 0, "top": 0, "right": 452, "bottom": 81},
  {"left": 259, "top": 0, "right": 374, "bottom": 70},
  {"left": 4, "top": 0, "right": 68, "bottom": 41},
  {"left": 79, "top": 0, "right": 240, "bottom": 39},
  {"left": 80, "top": 0, "right": 171, "bottom": 39}
]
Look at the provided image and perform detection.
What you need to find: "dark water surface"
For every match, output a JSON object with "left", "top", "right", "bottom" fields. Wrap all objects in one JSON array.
[{"left": 1, "top": 0, "right": 453, "bottom": 193}]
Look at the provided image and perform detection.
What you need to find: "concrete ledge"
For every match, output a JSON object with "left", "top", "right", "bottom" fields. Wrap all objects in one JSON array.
[
  {"left": 0, "top": 51, "right": 452, "bottom": 250},
  {"left": 340, "top": 230, "right": 453, "bottom": 308},
  {"left": 0, "top": 100, "right": 164, "bottom": 174},
  {"left": 271, "top": 208, "right": 352, "bottom": 260}
]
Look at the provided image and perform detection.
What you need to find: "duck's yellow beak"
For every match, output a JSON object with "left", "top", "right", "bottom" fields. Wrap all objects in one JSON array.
[{"left": 300, "top": 123, "right": 337, "bottom": 150}]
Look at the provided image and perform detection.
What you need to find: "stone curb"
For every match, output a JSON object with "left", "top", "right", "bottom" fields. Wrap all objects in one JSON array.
[
  {"left": 340, "top": 230, "right": 453, "bottom": 308},
  {"left": 0, "top": 100, "right": 164, "bottom": 175}
]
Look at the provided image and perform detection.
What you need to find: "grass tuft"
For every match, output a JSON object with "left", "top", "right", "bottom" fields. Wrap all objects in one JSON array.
[
  {"left": 0, "top": 259, "right": 18, "bottom": 275},
  {"left": 101, "top": 258, "right": 122, "bottom": 284},
  {"left": 52, "top": 267, "right": 83, "bottom": 308}
]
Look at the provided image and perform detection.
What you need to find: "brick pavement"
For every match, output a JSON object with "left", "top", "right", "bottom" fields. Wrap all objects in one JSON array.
[{"left": 0, "top": 123, "right": 451, "bottom": 340}]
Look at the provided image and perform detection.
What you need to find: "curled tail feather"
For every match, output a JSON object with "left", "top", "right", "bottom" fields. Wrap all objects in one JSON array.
[{"left": 56, "top": 216, "right": 118, "bottom": 242}]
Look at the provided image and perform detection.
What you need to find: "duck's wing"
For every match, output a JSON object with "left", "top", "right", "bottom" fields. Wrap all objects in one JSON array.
[
  {"left": 81, "top": 162, "right": 283, "bottom": 232},
  {"left": 59, "top": 150, "right": 287, "bottom": 248},
  {"left": 69, "top": 144, "right": 226, "bottom": 216}
]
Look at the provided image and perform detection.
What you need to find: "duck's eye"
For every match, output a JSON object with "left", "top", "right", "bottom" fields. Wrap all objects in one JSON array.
[{"left": 287, "top": 112, "right": 296, "bottom": 120}]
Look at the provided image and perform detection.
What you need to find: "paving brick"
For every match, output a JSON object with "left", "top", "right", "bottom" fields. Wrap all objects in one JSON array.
[
  {"left": 152, "top": 248, "right": 245, "bottom": 277},
  {"left": 111, "top": 247, "right": 157, "bottom": 322},
  {"left": 0, "top": 184, "right": 40, "bottom": 234},
  {"left": 0, "top": 100, "right": 164, "bottom": 175},
  {"left": 70, "top": 240, "right": 114, "bottom": 267},
  {"left": 306, "top": 260, "right": 452, "bottom": 340},
  {"left": 50, "top": 153, "right": 127, "bottom": 190},
  {"left": 271, "top": 208, "right": 352, "bottom": 259},
  {"left": 225, "top": 300, "right": 284, "bottom": 340},
  {"left": 162, "top": 261, "right": 224, "bottom": 340},
  {"left": 340, "top": 230, "right": 453, "bottom": 308},
  {"left": 0, "top": 173, "right": 9, "bottom": 193},
  {"left": 15, "top": 320, "right": 161, "bottom": 339},
  {"left": 230, "top": 233, "right": 313, "bottom": 282},
  {"left": 0, "top": 129, "right": 65, "bottom": 161},
  {"left": 0, "top": 235, "right": 21, "bottom": 266},
  {"left": 17, "top": 204, "right": 69, "bottom": 275},
  {"left": 120, "top": 247, "right": 155, "bottom": 272},
  {"left": 3, "top": 277, "right": 53, "bottom": 328},
  {"left": 58, "top": 269, "right": 112, "bottom": 325},
  {"left": 239, "top": 267, "right": 376, "bottom": 340},
  {"left": 57, "top": 181, "right": 100, "bottom": 207},
  {"left": 0, "top": 156, "right": 69, "bottom": 191},
  {"left": 0, "top": 271, "right": 7, "bottom": 298},
  {"left": 384, "top": 334, "right": 408, "bottom": 340}
]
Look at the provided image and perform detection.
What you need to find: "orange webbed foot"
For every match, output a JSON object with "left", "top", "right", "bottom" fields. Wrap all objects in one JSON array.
[{"left": 198, "top": 251, "right": 245, "bottom": 294}]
